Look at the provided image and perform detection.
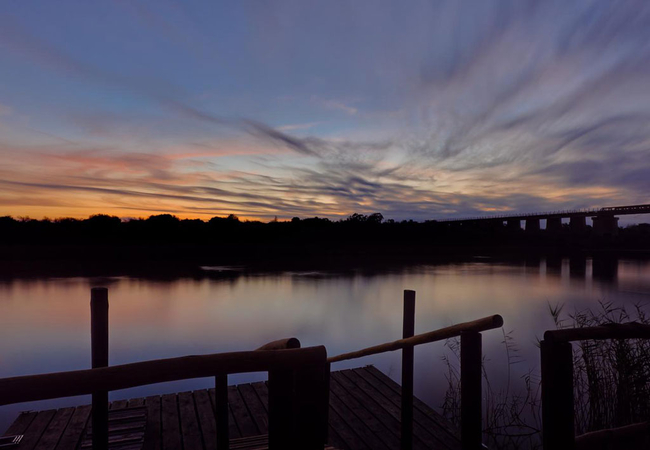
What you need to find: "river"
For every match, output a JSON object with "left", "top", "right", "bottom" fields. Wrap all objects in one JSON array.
[{"left": 2, "top": 256, "right": 649, "bottom": 432}]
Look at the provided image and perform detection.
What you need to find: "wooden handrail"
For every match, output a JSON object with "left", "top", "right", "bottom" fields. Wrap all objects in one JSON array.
[
  {"left": 327, "top": 314, "right": 503, "bottom": 363},
  {"left": 256, "top": 337, "right": 301, "bottom": 350},
  {"left": 575, "top": 421, "right": 650, "bottom": 450},
  {"left": 544, "top": 322, "right": 650, "bottom": 343},
  {"left": 542, "top": 322, "right": 650, "bottom": 449},
  {"left": 0, "top": 346, "right": 326, "bottom": 406}
]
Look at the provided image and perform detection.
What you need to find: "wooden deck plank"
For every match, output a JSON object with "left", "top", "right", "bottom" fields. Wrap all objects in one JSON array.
[
  {"left": 251, "top": 382, "right": 269, "bottom": 410},
  {"left": 79, "top": 405, "right": 147, "bottom": 449},
  {"left": 16, "top": 410, "right": 56, "bottom": 450},
  {"left": 327, "top": 405, "right": 369, "bottom": 450},
  {"left": 208, "top": 388, "right": 241, "bottom": 439},
  {"left": 193, "top": 389, "right": 217, "bottom": 450},
  {"left": 331, "top": 371, "right": 402, "bottom": 440},
  {"left": 340, "top": 369, "right": 446, "bottom": 450},
  {"left": 332, "top": 372, "right": 440, "bottom": 450},
  {"left": 128, "top": 398, "right": 145, "bottom": 408},
  {"left": 161, "top": 394, "right": 182, "bottom": 450},
  {"left": 365, "top": 365, "right": 461, "bottom": 439},
  {"left": 3, "top": 411, "right": 37, "bottom": 436},
  {"left": 237, "top": 384, "right": 268, "bottom": 435},
  {"left": 330, "top": 374, "right": 400, "bottom": 450},
  {"left": 361, "top": 366, "right": 461, "bottom": 445},
  {"left": 5, "top": 366, "right": 460, "bottom": 450},
  {"left": 142, "top": 396, "right": 161, "bottom": 450},
  {"left": 178, "top": 391, "right": 203, "bottom": 450},
  {"left": 332, "top": 371, "right": 434, "bottom": 450},
  {"left": 329, "top": 383, "right": 391, "bottom": 450},
  {"left": 351, "top": 368, "right": 460, "bottom": 450},
  {"left": 55, "top": 405, "right": 91, "bottom": 450},
  {"left": 328, "top": 424, "right": 348, "bottom": 450},
  {"left": 110, "top": 400, "right": 129, "bottom": 410},
  {"left": 227, "top": 385, "right": 259, "bottom": 437},
  {"left": 33, "top": 408, "right": 74, "bottom": 450}
]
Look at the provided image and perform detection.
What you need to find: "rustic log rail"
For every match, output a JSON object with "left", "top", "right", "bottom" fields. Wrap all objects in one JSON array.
[
  {"left": 328, "top": 290, "right": 504, "bottom": 450},
  {"left": 327, "top": 314, "right": 504, "bottom": 363},
  {"left": 541, "top": 322, "right": 650, "bottom": 450},
  {"left": 0, "top": 347, "right": 329, "bottom": 450},
  {"left": 574, "top": 421, "right": 650, "bottom": 450},
  {"left": 0, "top": 347, "right": 327, "bottom": 406},
  {"left": 0, "top": 288, "right": 328, "bottom": 450}
]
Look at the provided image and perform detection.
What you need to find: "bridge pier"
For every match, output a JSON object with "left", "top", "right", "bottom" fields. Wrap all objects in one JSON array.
[
  {"left": 482, "top": 220, "right": 503, "bottom": 231},
  {"left": 592, "top": 256, "right": 618, "bottom": 280},
  {"left": 569, "top": 256, "right": 587, "bottom": 278},
  {"left": 439, "top": 203, "right": 648, "bottom": 232},
  {"left": 592, "top": 214, "right": 619, "bottom": 237},
  {"left": 525, "top": 218, "right": 540, "bottom": 232},
  {"left": 546, "top": 217, "right": 562, "bottom": 233},
  {"left": 507, "top": 219, "right": 521, "bottom": 231},
  {"left": 569, "top": 216, "right": 586, "bottom": 232}
]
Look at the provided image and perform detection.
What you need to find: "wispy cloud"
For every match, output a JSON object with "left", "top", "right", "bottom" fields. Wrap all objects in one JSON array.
[
  {"left": 315, "top": 98, "right": 359, "bottom": 115},
  {"left": 276, "top": 121, "right": 323, "bottom": 132},
  {"left": 1, "top": 1, "right": 650, "bottom": 221}
]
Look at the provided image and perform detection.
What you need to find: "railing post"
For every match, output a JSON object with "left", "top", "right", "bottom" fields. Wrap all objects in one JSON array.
[
  {"left": 322, "top": 362, "right": 331, "bottom": 445},
  {"left": 460, "top": 330, "right": 482, "bottom": 450},
  {"left": 294, "top": 360, "right": 329, "bottom": 450},
  {"left": 215, "top": 374, "right": 229, "bottom": 450},
  {"left": 541, "top": 340, "right": 574, "bottom": 450},
  {"left": 90, "top": 287, "right": 109, "bottom": 450},
  {"left": 268, "top": 369, "right": 295, "bottom": 450},
  {"left": 401, "top": 290, "right": 415, "bottom": 450}
]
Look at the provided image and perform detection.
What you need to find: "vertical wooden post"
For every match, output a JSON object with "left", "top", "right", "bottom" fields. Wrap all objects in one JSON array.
[
  {"left": 460, "top": 331, "right": 482, "bottom": 450},
  {"left": 215, "top": 374, "right": 229, "bottom": 450},
  {"left": 541, "top": 340, "right": 575, "bottom": 450},
  {"left": 322, "top": 362, "right": 331, "bottom": 445},
  {"left": 91, "top": 287, "right": 109, "bottom": 450},
  {"left": 401, "top": 290, "right": 416, "bottom": 450},
  {"left": 294, "top": 361, "right": 329, "bottom": 450},
  {"left": 268, "top": 369, "right": 295, "bottom": 450}
]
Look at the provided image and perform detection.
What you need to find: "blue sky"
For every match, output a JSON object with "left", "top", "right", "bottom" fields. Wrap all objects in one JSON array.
[{"left": 1, "top": 0, "right": 649, "bottom": 221}]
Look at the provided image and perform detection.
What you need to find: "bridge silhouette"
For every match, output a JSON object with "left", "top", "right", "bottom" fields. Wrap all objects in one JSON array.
[{"left": 437, "top": 203, "right": 650, "bottom": 236}]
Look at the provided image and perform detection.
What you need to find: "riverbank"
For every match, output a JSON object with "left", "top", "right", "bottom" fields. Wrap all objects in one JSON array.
[{"left": 0, "top": 241, "right": 645, "bottom": 280}]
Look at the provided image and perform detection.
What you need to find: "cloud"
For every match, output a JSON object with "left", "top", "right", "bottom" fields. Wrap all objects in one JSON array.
[
  {"left": 276, "top": 121, "right": 322, "bottom": 132},
  {"left": 0, "top": 104, "right": 12, "bottom": 116},
  {"left": 315, "top": 98, "right": 359, "bottom": 115},
  {"left": 0, "top": 17, "right": 339, "bottom": 158},
  {"left": 2, "top": 1, "right": 650, "bottom": 220}
]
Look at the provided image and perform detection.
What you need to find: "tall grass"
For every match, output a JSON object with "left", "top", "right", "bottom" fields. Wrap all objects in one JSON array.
[{"left": 441, "top": 301, "right": 650, "bottom": 449}]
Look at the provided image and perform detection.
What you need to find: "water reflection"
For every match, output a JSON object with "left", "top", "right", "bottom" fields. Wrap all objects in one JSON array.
[
  {"left": 1, "top": 257, "right": 649, "bottom": 431},
  {"left": 593, "top": 257, "right": 619, "bottom": 281},
  {"left": 569, "top": 255, "right": 588, "bottom": 278}
]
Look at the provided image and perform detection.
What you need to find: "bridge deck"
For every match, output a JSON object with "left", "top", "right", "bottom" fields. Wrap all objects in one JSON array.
[
  {"left": 2, "top": 365, "right": 460, "bottom": 450},
  {"left": 437, "top": 203, "right": 650, "bottom": 223}
]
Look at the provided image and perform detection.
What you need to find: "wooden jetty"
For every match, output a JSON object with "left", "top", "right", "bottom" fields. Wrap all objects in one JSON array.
[
  {"left": 5, "top": 288, "right": 650, "bottom": 449},
  {"left": 2, "top": 366, "right": 459, "bottom": 450},
  {"left": 1, "top": 288, "right": 506, "bottom": 450}
]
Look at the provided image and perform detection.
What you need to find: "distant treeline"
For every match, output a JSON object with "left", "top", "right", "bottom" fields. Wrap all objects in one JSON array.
[{"left": 1, "top": 213, "right": 650, "bottom": 265}]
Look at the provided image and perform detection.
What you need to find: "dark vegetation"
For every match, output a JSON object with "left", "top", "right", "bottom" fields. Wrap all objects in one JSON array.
[
  {"left": 0, "top": 213, "right": 649, "bottom": 277},
  {"left": 442, "top": 302, "right": 650, "bottom": 449}
]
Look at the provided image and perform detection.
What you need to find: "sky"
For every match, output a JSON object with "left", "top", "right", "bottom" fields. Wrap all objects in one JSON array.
[{"left": 1, "top": 0, "right": 650, "bottom": 222}]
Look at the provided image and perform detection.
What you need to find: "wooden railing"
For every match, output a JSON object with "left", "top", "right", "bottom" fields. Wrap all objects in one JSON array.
[
  {"left": 327, "top": 290, "right": 504, "bottom": 450},
  {"left": 0, "top": 288, "right": 329, "bottom": 450},
  {"left": 541, "top": 323, "right": 650, "bottom": 450}
]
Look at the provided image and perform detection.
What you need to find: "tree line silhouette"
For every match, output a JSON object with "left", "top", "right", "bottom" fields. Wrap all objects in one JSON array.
[{"left": 1, "top": 213, "right": 649, "bottom": 263}]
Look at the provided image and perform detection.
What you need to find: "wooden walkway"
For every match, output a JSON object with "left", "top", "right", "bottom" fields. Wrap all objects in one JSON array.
[{"left": 2, "top": 366, "right": 460, "bottom": 450}]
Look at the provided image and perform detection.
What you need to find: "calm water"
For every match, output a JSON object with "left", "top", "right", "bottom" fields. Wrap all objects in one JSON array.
[{"left": 2, "top": 257, "right": 650, "bottom": 431}]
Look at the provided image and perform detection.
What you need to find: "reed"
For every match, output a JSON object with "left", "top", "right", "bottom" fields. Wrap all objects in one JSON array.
[{"left": 441, "top": 301, "right": 650, "bottom": 449}]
